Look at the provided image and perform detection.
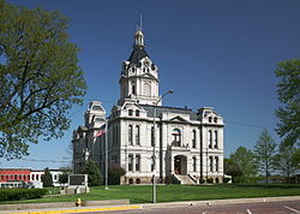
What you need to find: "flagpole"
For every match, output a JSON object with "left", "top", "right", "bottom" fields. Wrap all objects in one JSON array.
[{"left": 105, "top": 119, "right": 109, "bottom": 190}]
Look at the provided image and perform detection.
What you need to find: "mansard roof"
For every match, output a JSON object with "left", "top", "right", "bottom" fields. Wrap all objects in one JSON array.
[
  {"left": 140, "top": 104, "right": 199, "bottom": 121},
  {"left": 128, "top": 46, "right": 149, "bottom": 65}
]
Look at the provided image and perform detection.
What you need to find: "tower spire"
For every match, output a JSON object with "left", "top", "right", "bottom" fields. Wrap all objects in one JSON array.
[{"left": 134, "top": 14, "right": 144, "bottom": 47}]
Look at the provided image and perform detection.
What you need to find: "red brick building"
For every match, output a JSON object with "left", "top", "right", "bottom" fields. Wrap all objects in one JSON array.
[{"left": 0, "top": 168, "right": 31, "bottom": 188}]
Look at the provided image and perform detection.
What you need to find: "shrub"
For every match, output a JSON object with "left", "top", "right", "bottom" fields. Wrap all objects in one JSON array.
[
  {"left": 0, "top": 188, "right": 47, "bottom": 201},
  {"left": 207, "top": 177, "right": 214, "bottom": 184},
  {"left": 81, "top": 160, "right": 103, "bottom": 186},
  {"left": 108, "top": 164, "right": 126, "bottom": 185}
]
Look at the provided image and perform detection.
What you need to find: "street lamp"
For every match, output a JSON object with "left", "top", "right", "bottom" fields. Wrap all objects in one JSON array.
[{"left": 152, "top": 89, "right": 173, "bottom": 203}]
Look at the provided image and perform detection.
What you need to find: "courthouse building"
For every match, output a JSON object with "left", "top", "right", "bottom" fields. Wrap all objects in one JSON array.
[{"left": 72, "top": 28, "right": 224, "bottom": 184}]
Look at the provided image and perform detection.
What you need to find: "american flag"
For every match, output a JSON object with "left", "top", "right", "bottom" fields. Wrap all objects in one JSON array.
[{"left": 95, "top": 129, "right": 105, "bottom": 137}]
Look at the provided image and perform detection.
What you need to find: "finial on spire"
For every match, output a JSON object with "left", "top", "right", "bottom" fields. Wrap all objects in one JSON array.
[
  {"left": 134, "top": 14, "right": 144, "bottom": 47},
  {"left": 139, "top": 14, "right": 143, "bottom": 31}
]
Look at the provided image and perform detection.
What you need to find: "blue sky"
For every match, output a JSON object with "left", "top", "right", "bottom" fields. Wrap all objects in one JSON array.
[{"left": 2, "top": 0, "right": 300, "bottom": 169}]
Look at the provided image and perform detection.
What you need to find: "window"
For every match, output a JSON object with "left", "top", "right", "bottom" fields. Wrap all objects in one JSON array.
[
  {"left": 15, "top": 175, "right": 17, "bottom": 180},
  {"left": 209, "top": 156, "right": 213, "bottom": 172},
  {"left": 128, "top": 109, "right": 133, "bottom": 116},
  {"left": 214, "top": 117, "right": 218, "bottom": 123},
  {"left": 132, "top": 82, "right": 136, "bottom": 95},
  {"left": 32, "top": 174, "right": 34, "bottom": 181},
  {"left": 172, "top": 128, "right": 181, "bottom": 147},
  {"left": 136, "top": 110, "right": 140, "bottom": 117},
  {"left": 128, "top": 154, "right": 133, "bottom": 171},
  {"left": 208, "top": 130, "right": 212, "bottom": 148},
  {"left": 128, "top": 125, "right": 133, "bottom": 145},
  {"left": 151, "top": 126, "right": 154, "bottom": 146},
  {"left": 151, "top": 156, "right": 154, "bottom": 172},
  {"left": 215, "top": 156, "right": 219, "bottom": 172},
  {"left": 136, "top": 154, "right": 141, "bottom": 171},
  {"left": 193, "top": 157, "right": 197, "bottom": 172},
  {"left": 208, "top": 117, "right": 212, "bottom": 123},
  {"left": 144, "top": 82, "right": 151, "bottom": 97},
  {"left": 54, "top": 175, "right": 57, "bottom": 181},
  {"left": 192, "top": 130, "right": 196, "bottom": 148},
  {"left": 214, "top": 130, "right": 218, "bottom": 149},
  {"left": 135, "top": 125, "right": 140, "bottom": 145}
]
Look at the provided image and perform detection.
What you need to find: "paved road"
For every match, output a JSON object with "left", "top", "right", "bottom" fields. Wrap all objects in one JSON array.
[{"left": 80, "top": 200, "right": 300, "bottom": 214}]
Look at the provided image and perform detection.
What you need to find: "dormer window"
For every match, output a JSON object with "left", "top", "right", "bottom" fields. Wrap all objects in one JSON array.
[
  {"left": 128, "top": 109, "right": 133, "bottom": 116},
  {"left": 92, "top": 105, "right": 102, "bottom": 111}
]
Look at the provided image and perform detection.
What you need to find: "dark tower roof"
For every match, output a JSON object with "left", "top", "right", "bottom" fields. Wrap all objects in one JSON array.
[{"left": 128, "top": 46, "right": 149, "bottom": 65}]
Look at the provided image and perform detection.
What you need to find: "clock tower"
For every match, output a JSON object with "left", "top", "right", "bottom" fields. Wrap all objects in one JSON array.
[{"left": 118, "top": 29, "right": 161, "bottom": 106}]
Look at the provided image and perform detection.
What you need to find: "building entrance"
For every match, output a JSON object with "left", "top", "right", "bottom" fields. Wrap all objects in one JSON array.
[{"left": 174, "top": 155, "right": 187, "bottom": 175}]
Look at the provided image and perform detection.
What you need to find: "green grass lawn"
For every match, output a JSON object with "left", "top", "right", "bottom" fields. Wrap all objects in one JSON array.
[{"left": 1, "top": 184, "right": 300, "bottom": 204}]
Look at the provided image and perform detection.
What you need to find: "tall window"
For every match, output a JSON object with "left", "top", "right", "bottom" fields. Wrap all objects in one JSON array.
[
  {"left": 136, "top": 110, "right": 140, "bottom": 117},
  {"left": 209, "top": 156, "right": 213, "bottom": 172},
  {"left": 208, "top": 130, "right": 212, "bottom": 149},
  {"left": 135, "top": 125, "right": 140, "bottom": 145},
  {"left": 215, "top": 156, "right": 219, "bottom": 172},
  {"left": 144, "top": 82, "right": 151, "bottom": 97},
  {"left": 193, "top": 157, "right": 197, "bottom": 172},
  {"left": 151, "top": 126, "right": 154, "bottom": 146},
  {"left": 128, "top": 154, "right": 133, "bottom": 171},
  {"left": 172, "top": 128, "right": 181, "bottom": 147},
  {"left": 128, "top": 125, "right": 133, "bottom": 145},
  {"left": 151, "top": 156, "right": 154, "bottom": 172},
  {"left": 132, "top": 82, "right": 136, "bottom": 95},
  {"left": 214, "top": 130, "right": 218, "bottom": 149},
  {"left": 128, "top": 109, "right": 133, "bottom": 116},
  {"left": 136, "top": 154, "right": 141, "bottom": 171},
  {"left": 192, "top": 130, "right": 196, "bottom": 148}
]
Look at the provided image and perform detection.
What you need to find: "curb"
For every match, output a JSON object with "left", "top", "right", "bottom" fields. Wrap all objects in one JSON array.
[
  {"left": 141, "top": 196, "right": 300, "bottom": 209},
  {"left": 0, "top": 205, "right": 142, "bottom": 214}
]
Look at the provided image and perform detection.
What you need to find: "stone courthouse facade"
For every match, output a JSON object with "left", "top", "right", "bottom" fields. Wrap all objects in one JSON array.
[{"left": 72, "top": 28, "right": 224, "bottom": 184}]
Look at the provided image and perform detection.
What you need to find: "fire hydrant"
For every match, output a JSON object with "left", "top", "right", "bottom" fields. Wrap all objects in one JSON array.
[{"left": 75, "top": 198, "right": 81, "bottom": 207}]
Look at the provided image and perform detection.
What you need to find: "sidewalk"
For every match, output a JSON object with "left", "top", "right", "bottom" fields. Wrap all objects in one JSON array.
[{"left": 1, "top": 196, "right": 300, "bottom": 214}]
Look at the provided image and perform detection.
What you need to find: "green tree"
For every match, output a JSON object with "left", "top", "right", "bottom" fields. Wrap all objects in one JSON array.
[
  {"left": 108, "top": 164, "right": 126, "bottom": 185},
  {"left": 223, "top": 158, "right": 243, "bottom": 183},
  {"left": 274, "top": 140, "right": 299, "bottom": 183},
  {"left": 0, "top": 0, "right": 87, "bottom": 160},
  {"left": 58, "top": 172, "right": 69, "bottom": 185},
  {"left": 275, "top": 59, "right": 300, "bottom": 146},
  {"left": 81, "top": 160, "right": 102, "bottom": 186},
  {"left": 253, "top": 129, "right": 277, "bottom": 184},
  {"left": 41, "top": 168, "right": 53, "bottom": 187},
  {"left": 230, "top": 146, "right": 257, "bottom": 183}
]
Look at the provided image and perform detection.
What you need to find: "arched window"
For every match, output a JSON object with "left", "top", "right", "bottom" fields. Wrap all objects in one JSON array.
[
  {"left": 128, "top": 109, "right": 133, "bottom": 116},
  {"left": 144, "top": 82, "right": 151, "bottom": 97},
  {"left": 172, "top": 128, "right": 181, "bottom": 147},
  {"left": 208, "top": 130, "right": 212, "bottom": 148},
  {"left": 128, "top": 125, "right": 133, "bottom": 145},
  {"left": 135, "top": 125, "right": 140, "bottom": 145},
  {"left": 192, "top": 130, "right": 196, "bottom": 148},
  {"left": 214, "top": 130, "right": 218, "bottom": 149}
]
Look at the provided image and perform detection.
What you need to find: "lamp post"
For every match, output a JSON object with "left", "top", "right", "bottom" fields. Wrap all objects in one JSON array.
[
  {"left": 105, "top": 119, "right": 109, "bottom": 190},
  {"left": 152, "top": 89, "right": 173, "bottom": 203}
]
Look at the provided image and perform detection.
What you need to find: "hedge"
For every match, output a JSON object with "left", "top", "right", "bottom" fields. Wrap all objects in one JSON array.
[{"left": 0, "top": 188, "right": 48, "bottom": 201}]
